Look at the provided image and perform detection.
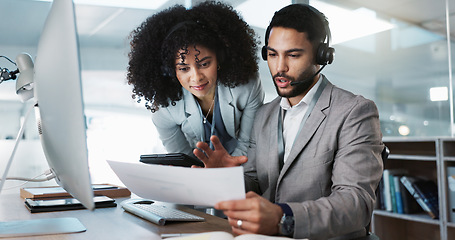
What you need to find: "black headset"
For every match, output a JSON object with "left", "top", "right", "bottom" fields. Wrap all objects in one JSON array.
[
  {"left": 261, "top": 4, "right": 334, "bottom": 66},
  {"left": 161, "top": 21, "right": 199, "bottom": 77}
]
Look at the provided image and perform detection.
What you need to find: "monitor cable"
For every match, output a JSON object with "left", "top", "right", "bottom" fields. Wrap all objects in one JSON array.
[{"left": 0, "top": 169, "right": 56, "bottom": 191}]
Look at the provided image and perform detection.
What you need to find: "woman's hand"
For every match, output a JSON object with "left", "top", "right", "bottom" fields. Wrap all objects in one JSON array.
[{"left": 193, "top": 135, "right": 247, "bottom": 168}]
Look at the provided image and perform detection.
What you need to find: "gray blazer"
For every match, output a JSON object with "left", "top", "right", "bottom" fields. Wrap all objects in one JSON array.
[
  {"left": 152, "top": 77, "right": 264, "bottom": 157},
  {"left": 244, "top": 76, "right": 384, "bottom": 240}
]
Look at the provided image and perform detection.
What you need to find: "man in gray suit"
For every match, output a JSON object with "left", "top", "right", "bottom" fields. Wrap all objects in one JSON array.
[{"left": 194, "top": 4, "right": 384, "bottom": 240}]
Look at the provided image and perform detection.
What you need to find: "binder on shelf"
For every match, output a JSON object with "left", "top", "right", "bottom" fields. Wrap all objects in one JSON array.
[
  {"left": 398, "top": 178, "right": 420, "bottom": 214},
  {"left": 393, "top": 176, "right": 404, "bottom": 214},
  {"left": 381, "top": 169, "right": 407, "bottom": 212},
  {"left": 20, "top": 183, "right": 131, "bottom": 199},
  {"left": 376, "top": 178, "right": 385, "bottom": 210},
  {"left": 389, "top": 174, "right": 397, "bottom": 213},
  {"left": 382, "top": 169, "right": 393, "bottom": 212},
  {"left": 400, "top": 176, "right": 439, "bottom": 219}
]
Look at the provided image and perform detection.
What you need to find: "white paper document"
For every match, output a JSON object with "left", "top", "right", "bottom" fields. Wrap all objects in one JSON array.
[{"left": 107, "top": 160, "right": 245, "bottom": 206}]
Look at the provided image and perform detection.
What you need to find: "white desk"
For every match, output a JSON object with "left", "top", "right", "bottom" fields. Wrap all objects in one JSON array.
[{"left": 0, "top": 190, "right": 232, "bottom": 240}]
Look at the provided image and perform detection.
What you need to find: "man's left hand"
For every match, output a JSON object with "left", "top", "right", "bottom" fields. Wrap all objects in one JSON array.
[{"left": 215, "top": 191, "right": 283, "bottom": 236}]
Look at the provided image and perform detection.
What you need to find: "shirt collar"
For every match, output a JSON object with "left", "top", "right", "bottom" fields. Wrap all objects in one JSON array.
[{"left": 280, "top": 75, "right": 323, "bottom": 110}]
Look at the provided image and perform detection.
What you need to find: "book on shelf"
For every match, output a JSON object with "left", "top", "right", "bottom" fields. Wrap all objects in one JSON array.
[
  {"left": 382, "top": 169, "right": 393, "bottom": 212},
  {"left": 400, "top": 176, "right": 439, "bottom": 219},
  {"left": 393, "top": 175, "right": 404, "bottom": 214},
  {"left": 389, "top": 173, "right": 397, "bottom": 213},
  {"left": 381, "top": 169, "right": 408, "bottom": 213},
  {"left": 376, "top": 177, "right": 385, "bottom": 210},
  {"left": 398, "top": 177, "right": 420, "bottom": 214},
  {"left": 447, "top": 166, "right": 455, "bottom": 222}
]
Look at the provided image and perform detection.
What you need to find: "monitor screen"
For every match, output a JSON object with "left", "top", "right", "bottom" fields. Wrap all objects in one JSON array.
[{"left": 33, "top": 0, "right": 94, "bottom": 210}]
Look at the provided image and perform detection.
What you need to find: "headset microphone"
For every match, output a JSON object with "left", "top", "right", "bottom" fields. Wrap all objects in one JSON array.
[{"left": 290, "top": 65, "right": 326, "bottom": 86}]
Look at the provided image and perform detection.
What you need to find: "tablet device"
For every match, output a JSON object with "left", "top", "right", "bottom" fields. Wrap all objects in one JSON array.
[
  {"left": 25, "top": 196, "right": 117, "bottom": 213},
  {"left": 139, "top": 153, "right": 204, "bottom": 168}
]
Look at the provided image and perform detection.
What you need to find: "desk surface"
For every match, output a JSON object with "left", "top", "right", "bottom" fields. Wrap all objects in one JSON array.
[{"left": 0, "top": 190, "right": 232, "bottom": 240}]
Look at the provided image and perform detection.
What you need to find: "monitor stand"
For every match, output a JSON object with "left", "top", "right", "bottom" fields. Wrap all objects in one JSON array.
[{"left": 0, "top": 217, "right": 86, "bottom": 237}]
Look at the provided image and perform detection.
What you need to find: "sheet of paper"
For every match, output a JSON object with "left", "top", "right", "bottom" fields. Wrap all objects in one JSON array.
[{"left": 107, "top": 160, "right": 245, "bottom": 206}]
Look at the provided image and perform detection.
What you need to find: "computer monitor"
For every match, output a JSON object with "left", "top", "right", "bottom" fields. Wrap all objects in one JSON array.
[
  {"left": 0, "top": 0, "right": 94, "bottom": 237},
  {"left": 33, "top": 0, "right": 94, "bottom": 211}
]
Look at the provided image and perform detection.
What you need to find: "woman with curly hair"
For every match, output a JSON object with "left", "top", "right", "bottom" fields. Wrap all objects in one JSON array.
[{"left": 127, "top": 1, "right": 264, "bottom": 158}]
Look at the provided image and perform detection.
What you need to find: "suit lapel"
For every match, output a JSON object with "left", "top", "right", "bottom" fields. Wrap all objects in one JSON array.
[
  {"left": 278, "top": 80, "right": 333, "bottom": 179},
  {"left": 183, "top": 89, "right": 203, "bottom": 138},
  {"left": 266, "top": 98, "right": 282, "bottom": 202},
  {"left": 218, "top": 85, "right": 235, "bottom": 136}
]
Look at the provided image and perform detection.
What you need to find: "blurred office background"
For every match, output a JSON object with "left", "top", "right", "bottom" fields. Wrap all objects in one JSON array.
[{"left": 1, "top": 0, "right": 454, "bottom": 185}]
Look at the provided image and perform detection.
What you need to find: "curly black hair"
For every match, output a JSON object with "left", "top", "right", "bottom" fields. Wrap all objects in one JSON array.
[{"left": 127, "top": 1, "right": 259, "bottom": 112}]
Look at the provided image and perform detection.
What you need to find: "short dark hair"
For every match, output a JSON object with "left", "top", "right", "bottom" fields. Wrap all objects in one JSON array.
[
  {"left": 264, "top": 4, "right": 329, "bottom": 51},
  {"left": 127, "top": 1, "right": 259, "bottom": 112}
]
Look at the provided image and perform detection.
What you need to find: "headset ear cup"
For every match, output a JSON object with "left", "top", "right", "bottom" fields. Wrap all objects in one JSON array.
[
  {"left": 316, "top": 43, "right": 327, "bottom": 65},
  {"left": 316, "top": 43, "right": 335, "bottom": 65},
  {"left": 261, "top": 46, "right": 267, "bottom": 61},
  {"left": 326, "top": 47, "right": 335, "bottom": 64},
  {"left": 161, "top": 65, "right": 173, "bottom": 77}
]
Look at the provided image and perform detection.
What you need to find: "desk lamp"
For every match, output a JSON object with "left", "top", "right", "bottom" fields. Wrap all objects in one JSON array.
[
  {"left": 15, "top": 53, "right": 35, "bottom": 102},
  {"left": 0, "top": 53, "right": 35, "bottom": 102}
]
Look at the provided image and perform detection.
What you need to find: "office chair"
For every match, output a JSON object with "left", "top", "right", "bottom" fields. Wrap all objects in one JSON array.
[{"left": 353, "top": 146, "right": 389, "bottom": 240}]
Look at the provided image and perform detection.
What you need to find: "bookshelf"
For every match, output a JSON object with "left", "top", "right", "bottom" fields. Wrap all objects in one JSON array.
[
  {"left": 372, "top": 138, "right": 455, "bottom": 240},
  {"left": 441, "top": 139, "right": 455, "bottom": 240}
]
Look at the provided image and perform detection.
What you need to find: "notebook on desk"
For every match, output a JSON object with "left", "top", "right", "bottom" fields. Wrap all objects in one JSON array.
[
  {"left": 20, "top": 184, "right": 131, "bottom": 199},
  {"left": 24, "top": 196, "right": 117, "bottom": 213}
]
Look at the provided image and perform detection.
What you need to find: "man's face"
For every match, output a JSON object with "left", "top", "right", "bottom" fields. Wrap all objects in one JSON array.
[{"left": 265, "top": 27, "right": 318, "bottom": 104}]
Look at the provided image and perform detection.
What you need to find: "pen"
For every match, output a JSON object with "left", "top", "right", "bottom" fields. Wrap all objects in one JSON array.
[{"left": 160, "top": 233, "right": 196, "bottom": 238}]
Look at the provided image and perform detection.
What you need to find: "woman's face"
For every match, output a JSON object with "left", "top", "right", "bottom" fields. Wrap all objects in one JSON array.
[{"left": 174, "top": 45, "right": 218, "bottom": 101}]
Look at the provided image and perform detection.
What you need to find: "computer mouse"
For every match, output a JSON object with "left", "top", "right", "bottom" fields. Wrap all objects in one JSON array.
[{"left": 132, "top": 199, "right": 154, "bottom": 204}]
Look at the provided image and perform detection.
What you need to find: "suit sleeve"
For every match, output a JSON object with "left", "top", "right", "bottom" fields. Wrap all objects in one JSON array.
[
  {"left": 230, "top": 77, "right": 265, "bottom": 157},
  {"left": 151, "top": 107, "right": 194, "bottom": 156},
  {"left": 242, "top": 100, "right": 275, "bottom": 194},
  {"left": 243, "top": 112, "right": 260, "bottom": 192},
  {"left": 291, "top": 98, "right": 384, "bottom": 239}
]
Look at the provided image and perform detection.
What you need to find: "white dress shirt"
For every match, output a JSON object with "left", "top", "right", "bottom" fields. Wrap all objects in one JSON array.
[{"left": 280, "top": 76, "right": 323, "bottom": 163}]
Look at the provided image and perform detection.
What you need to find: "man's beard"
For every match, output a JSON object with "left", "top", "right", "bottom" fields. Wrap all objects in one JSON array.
[{"left": 273, "top": 68, "right": 317, "bottom": 98}]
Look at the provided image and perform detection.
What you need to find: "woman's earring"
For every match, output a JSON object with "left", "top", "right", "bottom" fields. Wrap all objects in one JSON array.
[{"left": 217, "top": 65, "right": 221, "bottom": 70}]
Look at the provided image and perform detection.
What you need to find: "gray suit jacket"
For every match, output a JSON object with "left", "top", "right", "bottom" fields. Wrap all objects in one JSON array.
[
  {"left": 152, "top": 77, "right": 264, "bottom": 157},
  {"left": 244, "top": 76, "right": 384, "bottom": 240}
]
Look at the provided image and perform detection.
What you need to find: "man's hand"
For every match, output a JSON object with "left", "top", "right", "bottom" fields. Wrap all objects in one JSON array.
[
  {"left": 215, "top": 191, "right": 283, "bottom": 236},
  {"left": 193, "top": 135, "right": 247, "bottom": 168}
]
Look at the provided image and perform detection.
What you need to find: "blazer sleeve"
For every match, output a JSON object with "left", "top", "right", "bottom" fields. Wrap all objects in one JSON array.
[
  {"left": 151, "top": 106, "right": 194, "bottom": 156},
  {"left": 243, "top": 98, "right": 280, "bottom": 193},
  {"left": 290, "top": 98, "right": 384, "bottom": 239},
  {"left": 230, "top": 77, "right": 265, "bottom": 157}
]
